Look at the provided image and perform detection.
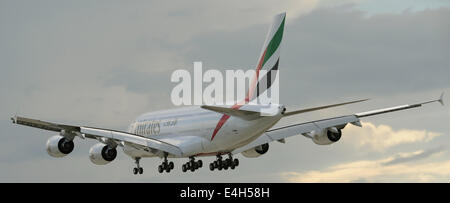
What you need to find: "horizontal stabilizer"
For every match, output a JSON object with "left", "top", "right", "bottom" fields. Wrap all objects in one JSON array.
[{"left": 201, "top": 104, "right": 281, "bottom": 120}]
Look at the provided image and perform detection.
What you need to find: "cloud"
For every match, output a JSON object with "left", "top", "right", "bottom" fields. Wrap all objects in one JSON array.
[
  {"left": 383, "top": 146, "right": 446, "bottom": 166},
  {"left": 148, "top": 0, "right": 320, "bottom": 39},
  {"left": 281, "top": 147, "right": 449, "bottom": 182},
  {"left": 342, "top": 122, "right": 441, "bottom": 151},
  {"left": 5, "top": 83, "right": 156, "bottom": 130},
  {"left": 280, "top": 7, "right": 450, "bottom": 104}
]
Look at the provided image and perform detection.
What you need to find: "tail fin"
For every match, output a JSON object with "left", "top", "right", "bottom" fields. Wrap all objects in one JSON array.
[{"left": 246, "top": 12, "right": 286, "bottom": 104}]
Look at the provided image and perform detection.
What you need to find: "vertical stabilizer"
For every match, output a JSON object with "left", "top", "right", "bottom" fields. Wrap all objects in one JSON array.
[{"left": 246, "top": 12, "right": 286, "bottom": 104}]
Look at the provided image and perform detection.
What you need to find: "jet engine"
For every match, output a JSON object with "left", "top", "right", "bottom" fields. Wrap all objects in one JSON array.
[
  {"left": 89, "top": 143, "right": 117, "bottom": 165},
  {"left": 241, "top": 143, "right": 269, "bottom": 158},
  {"left": 311, "top": 127, "right": 342, "bottom": 145},
  {"left": 46, "top": 135, "right": 74, "bottom": 157}
]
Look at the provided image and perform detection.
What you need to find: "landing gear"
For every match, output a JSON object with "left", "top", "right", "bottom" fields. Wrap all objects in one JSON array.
[
  {"left": 158, "top": 153, "right": 174, "bottom": 173},
  {"left": 182, "top": 157, "right": 203, "bottom": 172},
  {"left": 209, "top": 154, "right": 239, "bottom": 171},
  {"left": 133, "top": 157, "right": 144, "bottom": 175}
]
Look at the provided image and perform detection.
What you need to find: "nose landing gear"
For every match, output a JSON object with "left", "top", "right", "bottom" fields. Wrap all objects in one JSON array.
[{"left": 133, "top": 157, "right": 144, "bottom": 175}]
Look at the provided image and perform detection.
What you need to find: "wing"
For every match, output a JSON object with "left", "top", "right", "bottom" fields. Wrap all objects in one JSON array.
[
  {"left": 232, "top": 93, "right": 444, "bottom": 154},
  {"left": 11, "top": 116, "right": 183, "bottom": 157},
  {"left": 282, "top": 99, "right": 369, "bottom": 117}
]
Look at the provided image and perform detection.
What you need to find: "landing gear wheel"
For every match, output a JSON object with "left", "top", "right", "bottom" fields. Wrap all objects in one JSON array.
[
  {"left": 226, "top": 158, "right": 232, "bottom": 166},
  {"left": 133, "top": 157, "right": 143, "bottom": 175},
  {"left": 157, "top": 153, "right": 173, "bottom": 173},
  {"left": 182, "top": 157, "right": 202, "bottom": 172},
  {"left": 194, "top": 162, "right": 199, "bottom": 170},
  {"left": 210, "top": 154, "right": 239, "bottom": 172}
]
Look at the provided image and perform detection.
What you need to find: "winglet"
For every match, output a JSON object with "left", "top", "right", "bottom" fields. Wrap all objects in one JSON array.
[{"left": 438, "top": 92, "right": 444, "bottom": 106}]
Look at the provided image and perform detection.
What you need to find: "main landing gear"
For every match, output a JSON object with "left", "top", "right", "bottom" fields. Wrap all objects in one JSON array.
[
  {"left": 158, "top": 154, "right": 174, "bottom": 173},
  {"left": 133, "top": 157, "right": 144, "bottom": 175},
  {"left": 209, "top": 154, "right": 239, "bottom": 171},
  {"left": 182, "top": 156, "right": 203, "bottom": 172}
]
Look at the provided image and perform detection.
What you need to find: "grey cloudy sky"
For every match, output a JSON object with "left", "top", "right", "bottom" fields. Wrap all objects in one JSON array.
[{"left": 1, "top": 0, "right": 449, "bottom": 182}]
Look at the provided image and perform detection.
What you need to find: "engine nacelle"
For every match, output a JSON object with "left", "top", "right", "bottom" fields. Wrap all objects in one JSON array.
[
  {"left": 46, "top": 135, "right": 74, "bottom": 157},
  {"left": 89, "top": 143, "right": 117, "bottom": 165},
  {"left": 311, "top": 127, "right": 342, "bottom": 145},
  {"left": 241, "top": 143, "right": 269, "bottom": 158}
]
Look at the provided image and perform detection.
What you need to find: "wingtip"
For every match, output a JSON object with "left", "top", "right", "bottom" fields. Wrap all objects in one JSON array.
[{"left": 439, "top": 92, "right": 444, "bottom": 106}]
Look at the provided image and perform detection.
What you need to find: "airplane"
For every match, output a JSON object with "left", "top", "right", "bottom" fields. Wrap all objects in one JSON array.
[{"left": 11, "top": 13, "right": 444, "bottom": 175}]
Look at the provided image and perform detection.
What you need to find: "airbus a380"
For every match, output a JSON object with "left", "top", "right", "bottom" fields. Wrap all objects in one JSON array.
[{"left": 12, "top": 13, "right": 444, "bottom": 175}]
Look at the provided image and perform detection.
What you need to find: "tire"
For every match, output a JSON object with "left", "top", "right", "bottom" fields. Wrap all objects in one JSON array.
[
  {"left": 139, "top": 167, "right": 143, "bottom": 174},
  {"left": 182, "top": 164, "right": 187, "bottom": 172},
  {"left": 226, "top": 158, "right": 232, "bottom": 166},
  {"left": 194, "top": 162, "right": 199, "bottom": 170},
  {"left": 133, "top": 168, "right": 138, "bottom": 175},
  {"left": 158, "top": 165, "right": 163, "bottom": 173},
  {"left": 234, "top": 159, "right": 239, "bottom": 167},
  {"left": 169, "top": 162, "right": 174, "bottom": 170},
  {"left": 209, "top": 163, "right": 214, "bottom": 171},
  {"left": 198, "top": 160, "right": 203, "bottom": 168}
]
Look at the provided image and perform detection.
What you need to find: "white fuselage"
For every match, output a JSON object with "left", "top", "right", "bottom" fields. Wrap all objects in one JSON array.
[{"left": 122, "top": 104, "right": 284, "bottom": 158}]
